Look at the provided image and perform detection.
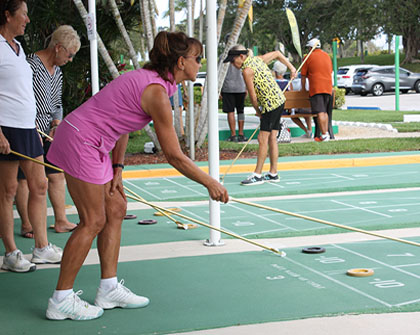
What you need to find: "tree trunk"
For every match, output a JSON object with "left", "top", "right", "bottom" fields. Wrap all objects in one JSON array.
[
  {"left": 141, "top": 0, "right": 154, "bottom": 51},
  {"left": 196, "top": 0, "right": 252, "bottom": 147},
  {"left": 402, "top": 27, "right": 420, "bottom": 64},
  {"left": 216, "top": 0, "right": 227, "bottom": 44},
  {"left": 108, "top": 0, "right": 139, "bottom": 70},
  {"left": 149, "top": 0, "right": 157, "bottom": 36},
  {"left": 73, "top": 0, "right": 119, "bottom": 79}
]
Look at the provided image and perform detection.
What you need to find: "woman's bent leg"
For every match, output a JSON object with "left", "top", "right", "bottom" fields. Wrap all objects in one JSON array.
[{"left": 56, "top": 173, "right": 107, "bottom": 290}]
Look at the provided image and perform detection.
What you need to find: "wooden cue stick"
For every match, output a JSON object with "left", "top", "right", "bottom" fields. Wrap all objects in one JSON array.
[
  {"left": 220, "top": 126, "right": 260, "bottom": 184},
  {"left": 124, "top": 185, "right": 189, "bottom": 227},
  {"left": 36, "top": 128, "right": 54, "bottom": 141},
  {"left": 230, "top": 197, "right": 420, "bottom": 248},
  {"left": 125, "top": 193, "right": 284, "bottom": 255},
  {"left": 220, "top": 41, "right": 320, "bottom": 185},
  {"left": 10, "top": 150, "right": 63, "bottom": 173}
]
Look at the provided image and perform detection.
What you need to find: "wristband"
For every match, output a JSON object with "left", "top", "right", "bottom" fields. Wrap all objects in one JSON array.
[{"left": 112, "top": 163, "right": 124, "bottom": 169}]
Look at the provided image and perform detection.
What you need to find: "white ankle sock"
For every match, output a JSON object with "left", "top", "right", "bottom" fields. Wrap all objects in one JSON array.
[
  {"left": 52, "top": 289, "right": 73, "bottom": 303},
  {"left": 6, "top": 249, "right": 20, "bottom": 257},
  {"left": 99, "top": 277, "right": 118, "bottom": 291},
  {"left": 253, "top": 173, "right": 262, "bottom": 178}
]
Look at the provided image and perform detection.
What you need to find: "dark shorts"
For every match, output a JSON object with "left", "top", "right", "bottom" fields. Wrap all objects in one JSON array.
[
  {"left": 0, "top": 126, "right": 43, "bottom": 161},
  {"left": 310, "top": 93, "right": 332, "bottom": 114},
  {"left": 17, "top": 139, "right": 60, "bottom": 179},
  {"left": 222, "top": 92, "right": 246, "bottom": 114},
  {"left": 260, "top": 104, "right": 284, "bottom": 132}
]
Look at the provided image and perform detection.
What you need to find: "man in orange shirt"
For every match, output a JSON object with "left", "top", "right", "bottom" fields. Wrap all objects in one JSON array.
[{"left": 301, "top": 38, "right": 333, "bottom": 141}]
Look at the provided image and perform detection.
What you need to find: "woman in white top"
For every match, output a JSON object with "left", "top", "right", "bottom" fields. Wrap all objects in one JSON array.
[{"left": 0, "top": 0, "right": 62, "bottom": 273}]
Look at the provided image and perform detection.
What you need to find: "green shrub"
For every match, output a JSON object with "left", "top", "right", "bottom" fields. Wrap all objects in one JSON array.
[{"left": 334, "top": 87, "right": 346, "bottom": 109}]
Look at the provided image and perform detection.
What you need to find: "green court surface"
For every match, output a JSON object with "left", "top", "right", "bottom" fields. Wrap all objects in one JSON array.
[
  {"left": 123, "top": 163, "right": 420, "bottom": 201},
  {"left": 2, "top": 152, "right": 420, "bottom": 334},
  {"left": 1, "top": 239, "right": 420, "bottom": 335}
]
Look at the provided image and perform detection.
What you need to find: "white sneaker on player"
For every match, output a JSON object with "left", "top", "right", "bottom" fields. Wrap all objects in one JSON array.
[
  {"left": 31, "top": 243, "right": 62, "bottom": 264},
  {"left": 1, "top": 250, "right": 36, "bottom": 273},
  {"left": 95, "top": 279, "right": 150, "bottom": 309},
  {"left": 46, "top": 290, "right": 104, "bottom": 321}
]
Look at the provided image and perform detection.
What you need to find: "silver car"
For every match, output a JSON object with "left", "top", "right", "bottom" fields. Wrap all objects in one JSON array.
[
  {"left": 336, "top": 64, "right": 378, "bottom": 94},
  {"left": 351, "top": 66, "right": 420, "bottom": 96}
]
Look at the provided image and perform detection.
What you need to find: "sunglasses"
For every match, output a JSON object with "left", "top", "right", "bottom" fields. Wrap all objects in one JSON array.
[
  {"left": 185, "top": 55, "right": 202, "bottom": 64},
  {"left": 60, "top": 45, "right": 75, "bottom": 59}
]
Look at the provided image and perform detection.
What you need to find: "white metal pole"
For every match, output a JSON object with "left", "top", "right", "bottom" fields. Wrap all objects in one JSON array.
[
  {"left": 204, "top": 0, "right": 222, "bottom": 246},
  {"left": 88, "top": 0, "right": 99, "bottom": 95},
  {"left": 187, "top": 0, "right": 195, "bottom": 160}
]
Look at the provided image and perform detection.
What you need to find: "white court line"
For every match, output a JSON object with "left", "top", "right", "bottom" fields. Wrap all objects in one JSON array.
[
  {"left": 179, "top": 207, "right": 240, "bottom": 236},
  {"left": 331, "top": 174, "right": 355, "bottom": 180},
  {"left": 331, "top": 200, "right": 392, "bottom": 218},
  {"left": 241, "top": 228, "right": 289, "bottom": 237},
  {"left": 395, "top": 298, "right": 420, "bottom": 307},
  {"left": 124, "top": 179, "right": 163, "bottom": 201},
  {"left": 164, "top": 177, "right": 208, "bottom": 197},
  {"left": 226, "top": 203, "right": 299, "bottom": 231},
  {"left": 332, "top": 244, "right": 420, "bottom": 280},
  {"left": 283, "top": 256, "right": 392, "bottom": 307},
  {"left": 395, "top": 263, "right": 420, "bottom": 268}
]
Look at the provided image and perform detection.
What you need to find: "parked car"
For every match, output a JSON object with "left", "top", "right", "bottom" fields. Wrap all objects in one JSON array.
[
  {"left": 352, "top": 66, "right": 420, "bottom": 96},
  {"left": 336, "top": 64, "right": 378, "bottom": 94},
  {"left": 194, "top": 72, "right": 206, "bottom": 87}
]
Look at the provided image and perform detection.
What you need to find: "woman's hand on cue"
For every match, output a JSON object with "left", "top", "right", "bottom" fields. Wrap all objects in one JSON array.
[{"left": 207, "top": 179, "right": 229, "bottom": 203}]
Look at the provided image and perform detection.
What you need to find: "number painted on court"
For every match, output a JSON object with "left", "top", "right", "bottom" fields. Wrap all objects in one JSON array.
[
  {"left": 369, "top": 279, "right": 405, "bottom": 288},
  {"left": 315, "top": 256, "right": 345, "bottom": 264}
]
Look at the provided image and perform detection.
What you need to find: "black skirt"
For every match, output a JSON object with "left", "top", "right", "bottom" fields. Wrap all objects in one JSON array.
[{"left": 0, "top": 126, "right": 44, "bottom": 161}]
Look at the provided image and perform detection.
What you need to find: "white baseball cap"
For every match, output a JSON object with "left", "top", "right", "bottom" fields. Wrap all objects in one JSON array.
[
  {"left": 306, "top": 38, "right": 321, "bottom": 48},
  {"left": 272, "top": 61, "right": 287, "bottom": 75}
]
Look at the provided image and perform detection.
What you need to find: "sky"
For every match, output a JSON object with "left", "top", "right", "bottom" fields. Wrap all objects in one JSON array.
[{"left": 155, "top": 1, "right": 201, "bottom": 29}]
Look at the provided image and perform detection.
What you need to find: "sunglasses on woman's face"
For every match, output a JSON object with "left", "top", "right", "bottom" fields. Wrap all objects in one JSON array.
[{"left": 185, "top": 55, "right": 202, "bottom": 64}]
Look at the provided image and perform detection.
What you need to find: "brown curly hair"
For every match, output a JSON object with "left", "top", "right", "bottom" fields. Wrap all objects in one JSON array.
[{"left": 143, "top": 31, "right": 203, "bottom": 83}]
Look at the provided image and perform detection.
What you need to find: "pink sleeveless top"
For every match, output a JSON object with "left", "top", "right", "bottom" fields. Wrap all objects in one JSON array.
[{"left": 47, "top": 69, "right": 177, "bottom": 184}]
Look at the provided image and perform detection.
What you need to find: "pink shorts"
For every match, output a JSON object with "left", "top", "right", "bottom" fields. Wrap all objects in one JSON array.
[{"left": 47, "top": 120, "right": 113, "bottom": 185}]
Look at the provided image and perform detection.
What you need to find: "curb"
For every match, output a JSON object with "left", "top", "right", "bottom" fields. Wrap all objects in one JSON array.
[{"left": 332, "top": 120, "right": 398, "bottom": 133}]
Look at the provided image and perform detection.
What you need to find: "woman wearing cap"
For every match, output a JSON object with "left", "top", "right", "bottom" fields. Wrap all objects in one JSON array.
[
  {"left": 0, "top": 0, "right": 62, "bottom": 273},
  {"left": 45, "top": 31, "right": 228, "bottom": 321},
  {"left": 224, "top": 45, "right": 296, "bottom": 185}
]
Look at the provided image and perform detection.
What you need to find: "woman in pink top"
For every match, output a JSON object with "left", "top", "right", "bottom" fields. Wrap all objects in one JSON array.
[{"left": 45, "top": 31, "right": 228, "bottom": 321}]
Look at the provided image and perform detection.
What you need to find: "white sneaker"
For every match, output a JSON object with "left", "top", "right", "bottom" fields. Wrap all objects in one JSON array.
[
  {"left": 95, "top": 279, "right": 150, "bottom": 309},
  {"left": 31, "top": 243, "right": 62, "bottom": 264},
  {"left": 1, "top": 250, "right": 36, "bottom": 273},
  {"left": 46, "top": 290, "right": 104, "bottom": 321}
]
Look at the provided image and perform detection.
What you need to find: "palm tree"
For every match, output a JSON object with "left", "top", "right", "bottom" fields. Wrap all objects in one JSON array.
[{"left": 196, "top": 0, "right": 252, "bottom": 147}]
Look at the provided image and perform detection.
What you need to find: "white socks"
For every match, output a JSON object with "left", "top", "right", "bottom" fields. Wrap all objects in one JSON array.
[
  {"left": 99, "top": 277, "right": 118, "bottom": 292},
  {"left": 51, "top": 277, "right": 118, "bottom": 303},
  {"left": 52, "top": 289, "right": 73, "bottom": 303}
]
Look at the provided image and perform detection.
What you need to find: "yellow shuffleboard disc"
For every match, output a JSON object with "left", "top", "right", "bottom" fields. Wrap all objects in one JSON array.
[
  {"left": 346, "top": 268, "right": 374, "bottom": 277},
  {"left": 154, "top": 208, "right": 182, "bottom": 216}
]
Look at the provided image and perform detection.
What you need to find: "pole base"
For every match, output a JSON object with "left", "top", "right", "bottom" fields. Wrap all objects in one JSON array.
[{"left": 203, "top": 239, "right": 225, "bottom": 247}]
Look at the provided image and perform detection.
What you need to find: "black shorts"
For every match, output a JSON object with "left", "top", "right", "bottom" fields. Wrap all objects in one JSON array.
[
  {"left": 260, "top": 104, "right": 284, "bottom": 132},
  {"left": 222, "top": 92, "right": 246, "bottom": 114},
  {"left": 17, "top": 139, "right": 60, "bottom": 179},
  {"left": 0, "top": 126, "right": 43, "bottom": 161},
  {"left": 310, "top": 93, "right": 332, "bottom": 114}
]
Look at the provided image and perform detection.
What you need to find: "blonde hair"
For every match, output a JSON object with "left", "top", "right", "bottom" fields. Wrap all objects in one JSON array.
[{"left": 48, "top": 25, "right": 81, "bottom": 52}]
